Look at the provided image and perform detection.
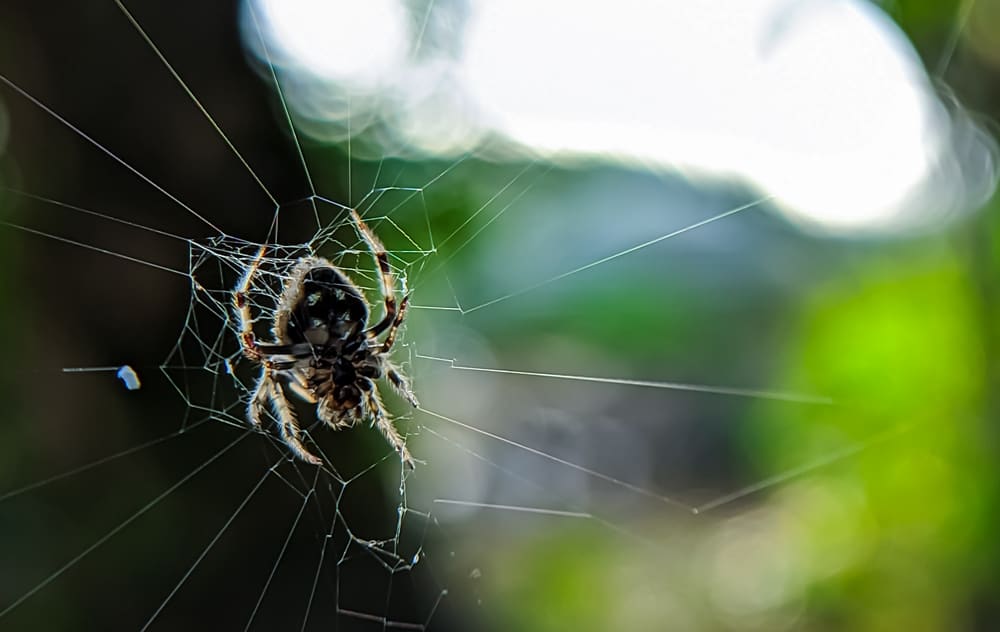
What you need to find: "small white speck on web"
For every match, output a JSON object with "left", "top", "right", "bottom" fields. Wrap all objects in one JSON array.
[
  {"left": 62, "top": 364, "right": 142, "bottom": 391},
  {"left": 116, "top": 365, "right": 142, "bottom": 391}
]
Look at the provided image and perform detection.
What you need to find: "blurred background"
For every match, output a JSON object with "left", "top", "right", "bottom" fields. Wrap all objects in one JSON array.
[{"left": 1, "top": 0, "right": 999, "bottom": 630}]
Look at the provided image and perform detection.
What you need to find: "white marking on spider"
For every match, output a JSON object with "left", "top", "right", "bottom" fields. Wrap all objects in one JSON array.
[{"left": 116, "top": 365, "right": 142, "bottom": 391}]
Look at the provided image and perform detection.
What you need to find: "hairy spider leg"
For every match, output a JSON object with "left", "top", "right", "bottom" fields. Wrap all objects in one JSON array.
[
  {"left": 265, "top": 371, "right": 322, "bottom": 465},
  {"left": 285, "top": 371, "right": 317, "bottom": 403},
  {"left": 379, "top": 294, "right": 411, "bottom": 353},
  {"left": 248, "top": 367, "right": 322, "bottom": 466},
  {"left": 363, "top": 387, "right": 415, "bottom": 469},
  {"left": 233, "top": 245, "right": 268, "bottom": 362},
  {"left": 384, "top": 359, "right": 419, "bottom": 407},
  {"left": 349, "top": 211, "right": 415, "bottom": 404},
  {"left": 351, "top": 209, "right": 398, "bottom": 338}
]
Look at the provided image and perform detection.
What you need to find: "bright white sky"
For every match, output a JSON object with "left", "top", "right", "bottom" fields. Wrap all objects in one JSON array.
[{"left": 246, "top": 0, "right": 996, "bottom": 235}]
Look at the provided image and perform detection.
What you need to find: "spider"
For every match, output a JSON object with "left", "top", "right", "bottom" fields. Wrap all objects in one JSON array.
[{"left": 233, "top": 209, "right": 418, "bottom": 468}]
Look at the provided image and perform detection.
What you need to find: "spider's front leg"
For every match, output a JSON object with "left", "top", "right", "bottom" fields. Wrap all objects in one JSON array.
[
  {"left": 234, "top": 297, "right": 262, "bottom": 362},
  {"left": 232, "top": 245, "right": 268, "bottom": 362}
]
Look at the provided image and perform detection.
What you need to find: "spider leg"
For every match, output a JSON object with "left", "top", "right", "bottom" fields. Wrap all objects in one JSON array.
[
  {"left": 247, "top": 370, "right": 271, "bottom": 427},
  {"left": 232, "top": 245, "right": 268, "bottom": 362},
  {"left": 351, "top": 209, "right": 399, "bottom": 338},
  {"left": 383, "top": 360, "right": 419, "bottom": 407},
  {"left": 378, "top": 293, "right": 410, "bottom": 354},
  {"left": 284, "top": 371, "right": 317, "bottom": 404},
  {"left": 362, "top": 386, "right": 415, "bottom": 470},
  {"left": 264, "top": 372, "right": 323, "bottom": 466}
]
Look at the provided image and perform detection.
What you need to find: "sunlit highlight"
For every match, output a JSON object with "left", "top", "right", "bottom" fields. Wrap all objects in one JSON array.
[
  {"left": 254, "top": 0, "right": 406, "bottom": 87},
  {"left": 243, "top": 0, "right": 997, "bottom": 235}
]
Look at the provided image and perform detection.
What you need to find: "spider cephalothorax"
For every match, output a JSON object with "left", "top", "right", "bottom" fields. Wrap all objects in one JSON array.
[{"left": 233, "top": 210, "right": 418, "bottom": 468}]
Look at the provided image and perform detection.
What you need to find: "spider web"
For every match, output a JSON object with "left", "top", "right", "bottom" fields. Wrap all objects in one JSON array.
[{"left": 0, "top": 1, "right": 996, "bottom": 631}]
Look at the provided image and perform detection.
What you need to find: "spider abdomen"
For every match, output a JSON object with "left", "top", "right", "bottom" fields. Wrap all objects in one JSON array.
[{"left": 283, "top": 264, "right": 369, "bottom": 345}]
